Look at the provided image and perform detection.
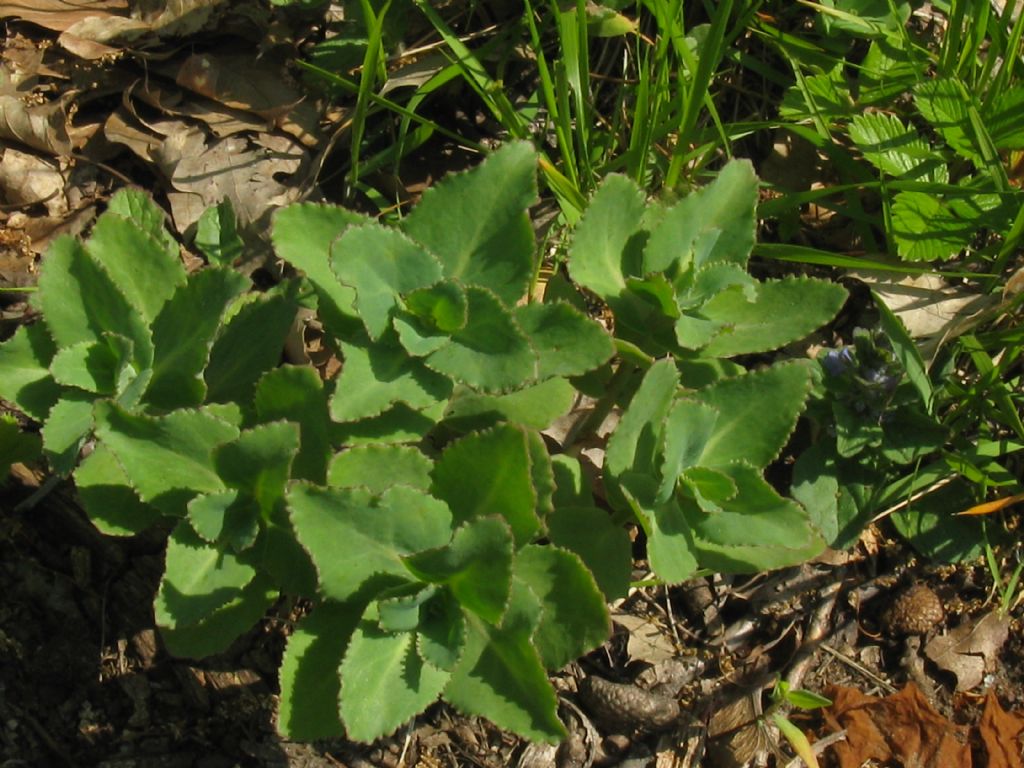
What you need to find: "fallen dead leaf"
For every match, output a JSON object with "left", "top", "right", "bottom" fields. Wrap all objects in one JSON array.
[
  {"left": 924, "top": 610, "right": 1010, "bottom": 691},
  {"left": 0, "top": 95, "right": 73, "bottom": 156},
  {"left": 822, "top": 683, "right": 971, "bottom": 768},
  {"left": 612, "top": 612, "right": 678, "bottom": 666},
  {"left": 0, "top": 148, "right": 67, "bottom": 217},
  {"left": 980, "top": 690, "right": 1024, "bottom": 768},
  {"left": 0, "top": 0, "right": 128, "bottom": 33}
]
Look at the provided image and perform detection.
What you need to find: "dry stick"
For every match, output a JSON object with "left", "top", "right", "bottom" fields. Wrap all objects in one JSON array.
[
  {"left": 819, "top": 643, "right": 898, "bottom": 695},
  {"left": 785, "top": 578, "right": 843, "bottom": 692}
]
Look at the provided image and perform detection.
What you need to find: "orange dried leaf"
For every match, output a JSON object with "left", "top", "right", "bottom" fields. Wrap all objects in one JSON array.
[{"left": 956, "top": 492, "right": 1024, "bottom": 516}]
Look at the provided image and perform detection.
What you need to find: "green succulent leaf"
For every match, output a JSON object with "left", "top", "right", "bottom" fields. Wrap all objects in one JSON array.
[
  {"left": 188, "top": 490, "right": 259, "bottom": 551},
  {"left": 215, "top": 421, "right": 300, "bottom": 517},
  {"left": 401, "top": 141, "right": 537, "bottom": 306},
  {"left": 700, "top": 278, "right": 848, "bottom": 357},
  {"left": 0, "top": 322, "right": 60, "bottom": 421},
  {"left": 195, "top": 199, "right": 245, "bottom": 266},
  {"left": 145, "top": 267, "right": 250, "bottom": 409},
  {"left": 278, "top": 601, "right": 363, "bottom": 740},
  {"left": 93, "top": 401, "right": 239, "bottom": 512},
  {"left": 287, "top": 483, "right": 452, "bottom": 602},
  {"left": 545, "top": 507, "right": 631, "bottom": 601},
  {"left": 425, "top": 286, "right": 537, "bottom": 392},
  {"left": 442, "top": 378, "right": 575, "bottom": 431},
  {"left": 416, "top": 588, "right": 465, "bottom": 671},
  {"left": 254, "top": 365, "right": 331, "bottom": 483},
  {"left": 74, "top": 444, "right": 160, "bottom": 536},
  {"left": 657, "top": 398, "right": 720, "bottom": 503},
  {"left": 645, "top": 159, "right": 758, "bottom": 273},
  {"left": 514, "top": 545, "right": 609, "bottom": 669},
  {"left": 514, "top": 302, "right": 615, "bottom": 379},
  {"left": 41, "top": 393, "right": 93, "bottom": 476},
  {"left": 403, "top": 517, "right": 514, "bottom": 625},
  {"left": 695, "top": 361, "right": 813, "bottom": 469},
  {"left": 340, "top": 611, "right": 450, "bottom": 743},
  {"left": 331, "top": 332, "right": 453, "bottom": 423},
  {"left": 431, "top": 424, "right": 542, "bottom": 546},
  {"left": 49, "top": 335, "right": 134, "bottom": 395},
  {"left": 331, "top": 223, "right": 444, "bottom": 340},
  {"left": 328, "top": 444, "right": 433, "bottom": 492},
  {"left": 403, "top": 280, "right": 468, "bottom": 334},
  {"left": 445, "top": 583, "right": 565, "bottom": 743}
]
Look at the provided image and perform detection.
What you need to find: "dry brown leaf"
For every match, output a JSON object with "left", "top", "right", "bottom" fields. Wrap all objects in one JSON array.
[
  {"left": 979, "top": 690, "right": 1024, "bottom": 768},
  {"left": 0, "top": 148, "right": 67, "bottom": 217},
  {"left": 0, "top": 95, "right": 72, "bottom": 155},
  {"left": 924, "top": 610, "right": 1010, "bottom": 691},
  {"left": 0, "top": 0, "right": 128, "bottom": 32},
  {"left": 823, "top": 683, "right": 971, "bottom": 768},
  {"left": 612, "top": 612, "right": 678, "bottom": 666}
]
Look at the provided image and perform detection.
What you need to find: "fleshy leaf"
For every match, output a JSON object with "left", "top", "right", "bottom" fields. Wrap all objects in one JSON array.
[
  {"left": 93, "top": 401, "right": 239, "bottom": 511},
  {"left": 545, "top": 507, "right": 631, "bottom": 601},
  {"left": 567, "top": 174, "right": 646, "bottom": 304},
  {"left": 696, "top": 361, "right": 812, "bottom": 469},
  {"left": 431, "top": 424, "right": 541, "bottom": 546},
  {"left": 644, "top": 160, "right": 757, "bottom": 273},
  {"left": 404, "top": 280, "right": 467, "bottom": 334},
  {"left": 331, "top": 333, "right": 453, "bottom": 423},
  {"left": 35, "top": 236, "right": 153, "bottom": 369},
  {"left": 195, "top": 199, "right": 245, "bottom": 266},
  {"left": 402, "top": 141, "right": 537, "bottom": 306},
  {"left": 404, "top": 517, "right": 513, "bottom": 625},
  {"left": 445, "top": 584, "right": 565, "bottom": 743},
  {"left": 514, "top": 302, "right": 615, "bottom": 379},
  {"left": 442, "top": 378, "right": 575, "bottom": 431},
  {"left": 254, "top": 366, "right": 331, "bottom": 483},
  {"left": 204, "top": 280, "right": 300, "bottom": 404},
  {"left": 278, "top": 601, "right": 362, "bottom": 740},
  {"left": 145, "top": 267, "right": 250, "bottom": 409},
  {"left": 188, "top": 490, "right": 259, "bottom": 551},
  {"left": 425, "top": 286, "right": 537, "bottom": 392},
  {"left": 214, "top": 421, "right": 299, "bottom": 516},
  {"left": 700, "top": 277, "right": 848, "bottom": 357},
  {"left": 287, "top": 483, "right": 452, "bottom": 602},
  {"left": 49, "top": 335, "right": 134, "bottom": 395},
  {"left": 514, "top": 545, "right": 609, "bottom": 669},
  {"left": 41, "top": 393, "right": 93, "bottom": 476},
  {"left": 0, "top": 322, "right": 60, "bottom": 420},
  {"left": 657, "top": 398, "right": 719, "bottom": 503},
  {"left": 417, "top": 588, "right": 465, "bottom": 671},
  {"left": 332, "top": 401, "right": 444, "bottom": 446},
  {"left": 85, "top": 209, "right": 186, "bottom": 322},
  {"left": 328, "top": 444, "right": 433, "bottom": 492},
  {"left": 272, "top": 203, "right": 367, "bottom": 335},
  {"left": 74, "top": 444, "right": 160, "bottom": 536},
  {"left": 340, "top": 612, "right": 449, "bottom": 742},
  {"left": 331, "top": 223, "right": 444, "bottom": 340}
]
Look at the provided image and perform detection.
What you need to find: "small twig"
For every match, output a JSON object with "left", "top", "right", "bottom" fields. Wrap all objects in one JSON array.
[{"left": 820, "top": 643, "right": 898, "bottom": 694}]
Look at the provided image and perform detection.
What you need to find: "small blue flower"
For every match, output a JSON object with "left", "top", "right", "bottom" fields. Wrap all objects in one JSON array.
[{"left": 821, "top": 347, "right": 855, "bottom": 377}]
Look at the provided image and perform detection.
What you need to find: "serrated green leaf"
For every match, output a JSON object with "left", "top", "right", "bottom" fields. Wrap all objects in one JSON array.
[
  {"left": 49, "top": 334, "right": 134, "bottom": 395},
  {"left": 74, "top": 443, "right": 160, "bottom": 536},
  {"left": 514, "top": 545, "right": 609, "bottom": 669},
  {"left": 404, "top": 280, "right": 467, "bottom": 334},
  {"left": 278, "top": 601, "right": 362, "bottom": 740},
  {"left": 402, "top": 142, "right": 537, "bottom": 306},
  {"left": 86, "top": 211, "right": 186, "bottom": 322},
  {"left": 425, "top": 286, "right": 536, "bottom": 392},
  {"left": 645, "top": 495, "right": 699, "bottom": 583},
  {"left": 525, "top": 429, "right": 555, "bottom": 518},
  {"left": 187, "top": 490, "right": 259, "bottom": 551},
  {"left": 331, "top": 223, "right": 444, "bottom": 340},
  {"left": 404, "top": 517, "right": 513, "bottom": 625},
  {"left": 514, "top": 302, "right": 615, "bottom": 379},
  {"left": 255, "top": 499, "right": 319, "bottom": 597},
  {"left": 331, "top": 333, "right": 453, "bottom": 422},
  {"left": 35, "top": 236, "right": 153, "bottom": 370},
  {"left": 340, "top": 616, "right": 449, "bottom": 742},
  {"left": 700, "top": 278, "right": 848, "bottom": 356},
  {"left": 41, "top": 393, "right": 93, "bottom": 476},
  {"left": 431, "top": 424, "right": 541, "bottom": 546},
  {"left": 890, "top": 191, "right": 972, "bottom": 261},
  {"left": 445, "top": 585, "right": 565, "bottom": 743},
  {"left": 272, "top": 203, "right": 367, "bottom": 336},
  {"left": 215, "top": 421, "right": 299, "bottom": 517},
  {"left": 550, "top": 455, "right": 593, "bottom": 508},
  {"left": 145, "top": 267, "right": 250, "bottom": 409},
  {"left": 914, "top": 78, "right": 978, "bottom": 161},
  {"left": 605, "top": 359, "right": 678, "bottom": 508},
  {"left": 0, "top": 322, "right": 59, "bottom": 421},
  {"left": 155, "top": 521, "right": 258, "bottom": 630},
  {"left": 254, "top": 365, "right": 331, "bottom": 483},
  {"left": 545, "top": 507, "right": 631, "bottom": 600},
  {"left": 645, "top": 159, "right": 758, "bottom": 272},
  {"left": 567, "top": 174, "right": 646, "bottom": 303},
  {"left": 657, "top": 398, "right": 719, "bottom": 503},
  {"left": 332, "top": 401, "right": 444, "bottom": 446},
  {"left": 696, "top": 361, "right": 812, "bottom": 469},
  {"left": 393, "top": 312, "right": 450, "bottom": 357},
  {"left": 288, "top": 483, "right": 452, "bottom": 602},
  {"left": 328, "top": 444, "right": 433, "bottom": 492},
  {"left": 205, "top": 280, "right": 299, "bottom": 404},
  {"left": 106, "top": 188, "right": 178, "bottom": 254},
  {"left": 93, "top": 401, "right": 238, "bottom": 511},
  {"left": 442, "top": 378, "right": 574, "bottom": 432},
  {"left": 195, "top": 199, "right": 245, "bottom": 266},
  {"left": 681, "top": 465, "right": 737, "bottom": 510},
  {"left": 848, "top": 112, "right": 947, "bottom": 182},
  {"left": 378, "top": 585, "right": 439, "bottom": 632},
  {"left": 684, "top": 464, "right": 824, "bottom": 572},
  {"left": 417, "top": 588, "right": 465, "bottom": 671}
]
